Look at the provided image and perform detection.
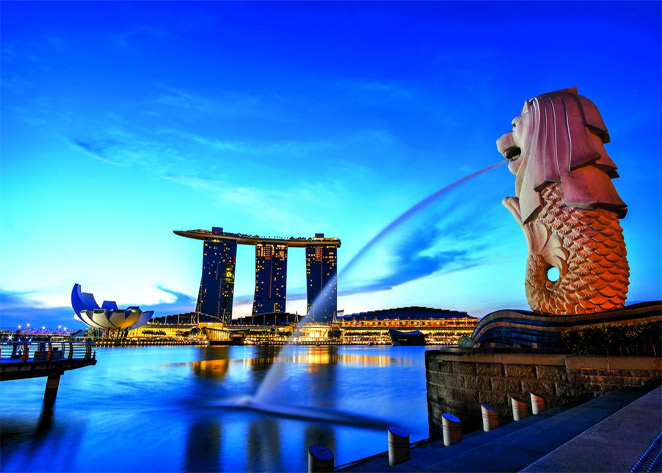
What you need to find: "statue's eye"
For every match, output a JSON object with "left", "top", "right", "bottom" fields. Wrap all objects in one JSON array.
[{"left": 512, "top": 122, "right": 517, "bottom": 128}]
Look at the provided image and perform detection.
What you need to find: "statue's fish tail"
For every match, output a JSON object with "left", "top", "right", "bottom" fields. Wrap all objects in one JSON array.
[{"left": 526, "top": 183, "right": 629, "bottom": 314}]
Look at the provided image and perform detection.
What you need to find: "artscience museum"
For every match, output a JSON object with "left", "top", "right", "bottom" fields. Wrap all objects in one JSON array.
[{"left": 71, "top": 284, "right": 153, "bottom": 332}]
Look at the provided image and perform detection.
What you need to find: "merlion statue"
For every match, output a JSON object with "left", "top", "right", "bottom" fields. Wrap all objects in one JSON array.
[{"left": 497, "top": 87, "right": 629, "bottom": 315}]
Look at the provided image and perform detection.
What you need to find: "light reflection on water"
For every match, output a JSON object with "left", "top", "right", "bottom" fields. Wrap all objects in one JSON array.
[{"left": 0, "top": 345, "right": 433, "bottom": 472}]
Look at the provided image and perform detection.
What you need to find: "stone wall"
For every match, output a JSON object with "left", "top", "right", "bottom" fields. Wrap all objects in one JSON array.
[{"left": 426, "top": 349, "right": 662, "bottom": 437}]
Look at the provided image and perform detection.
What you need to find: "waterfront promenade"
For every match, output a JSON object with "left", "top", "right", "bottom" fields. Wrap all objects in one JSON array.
[
  {"left": 0, "top": 341, "right": 97, "bottom": 403},
  {"left": 340, "top": 386, "right": 661, "bottom": 472}
]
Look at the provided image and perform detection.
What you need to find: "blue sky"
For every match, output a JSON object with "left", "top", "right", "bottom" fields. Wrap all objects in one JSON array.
[{"left": 1, "top": 1, "right": 660, "bottom": 329}]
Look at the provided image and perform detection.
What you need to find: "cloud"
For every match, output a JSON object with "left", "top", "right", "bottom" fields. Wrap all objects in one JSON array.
[
  {"left": 108, "top": 25, "right": 170, "bottom": 49},
  {"left": 334, "top": 78, "right": 415, "bottom": 101},
  {"left": 0, "top": 40, "right": 40, "bottom": 63},
  {"left": 144, "top": 287, "right": 197, "bottom": 314},
  {"left": 69, "top": 138, "right": 126, "bottom": 166},
  {"left": 1, "top": 289, "right": 33, "bottom": 309},
  {"left": 157, "top": 128, "right": 335, "bottom": 157},
  {"left": 0, "top": 289, "right": 75, "bottom": 329},
  {"left": 43, "top": 34, "right": 65, "bottom": 52},
  {"left": 166, "top": 131, "right": 249, "bottom": 153},
  {"left": 0, "top": 286, "right": 203, "bottom": 328},
  {"left": 67, "top": 122, "right": 361, "bottom": 232},
  {"left": 152, "top": 88, "right": 268, "bottom": 120}
]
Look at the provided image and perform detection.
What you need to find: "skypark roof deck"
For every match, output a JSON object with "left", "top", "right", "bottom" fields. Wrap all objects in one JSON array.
[{"left": 174, "top": 228, "right": 341, "bottom": 248}]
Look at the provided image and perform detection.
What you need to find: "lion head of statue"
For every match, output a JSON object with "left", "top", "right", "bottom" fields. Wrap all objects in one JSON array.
[{"left": 497, "top": 87, "right": 627, "bottom": 225}]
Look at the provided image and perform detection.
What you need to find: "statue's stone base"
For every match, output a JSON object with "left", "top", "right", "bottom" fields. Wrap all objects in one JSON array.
[
  {"left": 425, "top": 348, "right": 661, "bottom": 437},
  {"left": 471, "top": 301, "right": 661, "bottom": 349}
]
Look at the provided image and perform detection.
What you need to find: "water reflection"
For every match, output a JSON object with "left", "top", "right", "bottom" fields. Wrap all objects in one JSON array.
[
  {"left": 247, "top": 418, "right": 283, "bottom": 472},
  {"left": 0, "top": 407, "right": 54, "bottom": 469},
  {"left": 0, "top": 404, "right": 87, "bottom": 472},
  {"left": 191, "top": 359, "right": 230, "bottom": 381},
  {"left": 304, "top": 347, "right": 337, "bottom": 470},
  {"left": 304, "top": 425, "right": 336, "bottom": 469},
  {"left": 186, "top": 347, "right": 413, "bottom": 389},
  {"left": 184, "top": 417, "right": 221, "bottom": 472},
  {"left": 309, "top": 347, "right": 337, "bottom": 406},
  {"left": 35, "top": 406, "right": 54, "bottom": 436},
  {"left": 1, "top": 346, "right": 431, "bottom": 473}
]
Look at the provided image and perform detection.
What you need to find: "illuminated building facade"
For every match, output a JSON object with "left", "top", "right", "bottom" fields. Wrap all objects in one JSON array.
[
  {"left": 130, "top": 307, "right": 476, "bottom": 346},
  {"left": 71, "top": 284, "right": 153, "bottom": 332},
  {"left": 253, "top": 243, "right": 288, "bottom": 314},
  {"left": 306, "top": 234, "right": 338, "bottom": 322},
  {"left": 339, "top": 306, "right": 477, "bottom": 345},
  {"left": 196, "top": 227, "right": 237, "bottom": 322},
  {"left": 175, "top": 227, "right": 341, "bottom": 320}
]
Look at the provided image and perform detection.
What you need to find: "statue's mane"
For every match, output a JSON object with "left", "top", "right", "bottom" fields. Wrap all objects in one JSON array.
[{"left": 517, "top": 88, "right": 627, "bottom": 224}]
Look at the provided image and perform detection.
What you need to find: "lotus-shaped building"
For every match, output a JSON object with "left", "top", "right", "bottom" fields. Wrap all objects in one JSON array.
[{"left": 71, "top": 284, "right": 153, "bottom": 331}]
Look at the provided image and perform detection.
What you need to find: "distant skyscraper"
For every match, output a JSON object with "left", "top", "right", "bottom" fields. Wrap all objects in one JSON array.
[
  {"left": 306, "top": 234, "right": 338, "bottom": 322},
  {"left": 175, "top": 227, "right": 340, "bottom": 322},
  {"left": 253, "top": 243, "right": 288, "bottom": 314},
  {"left": 196, "top": 227, "right": 236, "bottom": 322}
]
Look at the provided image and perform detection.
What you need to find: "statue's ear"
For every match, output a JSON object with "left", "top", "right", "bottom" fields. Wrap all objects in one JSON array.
[{"left": 522, "top": 100, "right": 531, "bottom": 113}]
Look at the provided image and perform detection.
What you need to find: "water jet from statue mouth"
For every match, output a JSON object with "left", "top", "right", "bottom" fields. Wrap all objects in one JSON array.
[{"left": 213, "top": 395, "right": 392, "bottom": 429}]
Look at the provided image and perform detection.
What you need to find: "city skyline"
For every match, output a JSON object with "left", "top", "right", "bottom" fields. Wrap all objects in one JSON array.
[{"left": 1, "top": 1, "right": 660, "bottom": 328}]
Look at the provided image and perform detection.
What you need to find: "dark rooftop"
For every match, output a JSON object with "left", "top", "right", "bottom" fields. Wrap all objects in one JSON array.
[{"left": 341, "top": 306, "right": 474, "bottom": 321}]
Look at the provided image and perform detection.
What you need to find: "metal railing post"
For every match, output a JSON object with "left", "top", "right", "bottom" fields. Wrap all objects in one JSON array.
[
  {"left": 46, "top": 342, "right": 53, "bottom": 362},
  {"left": 21, "top": 342, "right": 29, "bottom": 362}
]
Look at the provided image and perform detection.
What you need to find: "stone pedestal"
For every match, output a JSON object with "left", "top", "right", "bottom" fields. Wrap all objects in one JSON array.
[{"left": 426, "top": 348, "right": 662, "bottom": 437}]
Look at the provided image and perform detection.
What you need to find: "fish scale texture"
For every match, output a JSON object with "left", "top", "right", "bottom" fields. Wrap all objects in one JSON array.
[{"left": 526, "top": 183, "right": 630, "bottom": 314}]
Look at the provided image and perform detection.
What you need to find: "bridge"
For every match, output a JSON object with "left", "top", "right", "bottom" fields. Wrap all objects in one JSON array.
[
  {"left": 175, "top": 227, "right": 341, "bottom": 322},
  {"left": 1, "top": 341, "right": 97, "bottom": 404}
]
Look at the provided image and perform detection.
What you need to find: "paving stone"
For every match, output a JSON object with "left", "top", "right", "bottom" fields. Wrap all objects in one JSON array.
[{"left": 341, "top": 388, "right": 652, "bottom": 472}]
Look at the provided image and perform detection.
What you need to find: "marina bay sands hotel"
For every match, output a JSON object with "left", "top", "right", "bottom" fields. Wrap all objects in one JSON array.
[{"left": 174, "top": 227, "right": 340, "bottom": 323}]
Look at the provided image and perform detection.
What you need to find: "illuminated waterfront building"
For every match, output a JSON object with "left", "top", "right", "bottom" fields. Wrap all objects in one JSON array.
[
  {"left": 71, "top": 284, "right": 153, "bottom": 332},
  {"left": 339, "top": 306, "right": 477, "bottom": 345},
  {"left": 306, "top": 234, "right": 338, "bottom": 322},
  {"left": 127, "top": 307, "right": 476, "bottom": 346},
  {"left": 253, "top": 243, "right": 288, "bottom": 314},
  {"left": 197, "top": 227, "right": 237, "bottom": 322}
]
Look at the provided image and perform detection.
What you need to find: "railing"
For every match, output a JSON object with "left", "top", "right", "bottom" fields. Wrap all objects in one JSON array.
[{"left": 0, "top": 341, "right": 96, "bottom": 363}]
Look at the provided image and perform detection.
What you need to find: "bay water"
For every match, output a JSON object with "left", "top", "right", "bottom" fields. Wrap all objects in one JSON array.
[{"left": 1, "top": 345, "right": 433, "bottom": 472}]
